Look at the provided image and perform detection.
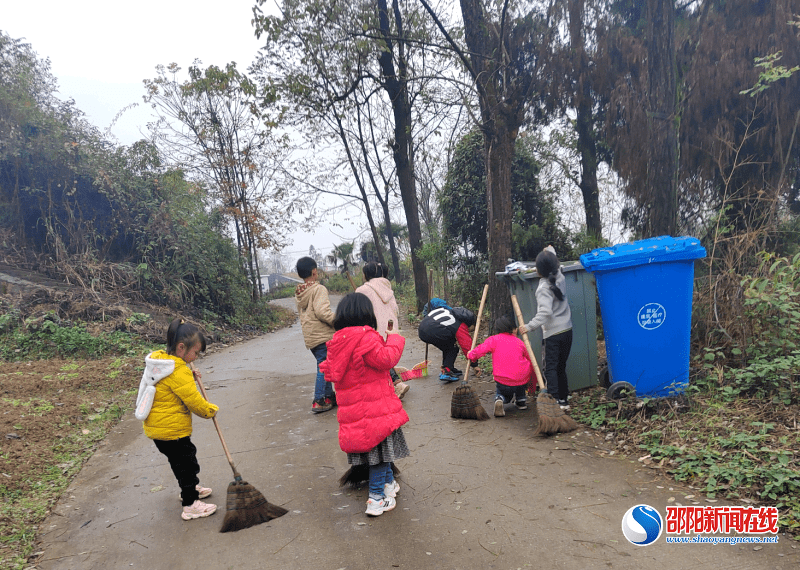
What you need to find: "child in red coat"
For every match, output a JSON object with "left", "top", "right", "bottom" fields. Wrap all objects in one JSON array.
[{"left": 320, "top": 292, "right": 410, "bottom": 517}]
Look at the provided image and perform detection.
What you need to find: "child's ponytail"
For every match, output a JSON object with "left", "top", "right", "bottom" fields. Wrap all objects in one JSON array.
[{"left": 535, "top": 250, "right": 564, "bottom": 301}]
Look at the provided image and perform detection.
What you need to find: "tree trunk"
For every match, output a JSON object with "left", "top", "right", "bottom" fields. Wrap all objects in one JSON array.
[
  {"left": 381, "top": 201, "right": 402, "bottom": 279},
  {"left": 646, "top": 0, "right": 678, "bottom": 237},
  {"left": 458, "top": 0, "right": 517, "bottom": 320},
  {"left": 569, "top": 0, "right": 602, "bottom": 241},
  {"left": 485, "top": 127, "right": 515, "bottom": 320},
  {"left": 376, "top": 0, "right": 429, "bottom": 311}
]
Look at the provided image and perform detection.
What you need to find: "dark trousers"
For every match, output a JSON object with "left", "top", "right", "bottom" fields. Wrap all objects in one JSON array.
[
  {"left": 495, "top": 382, "right": 527, "bottom": 404},
  {"left": 435, "top": 341, "right": 459, "bottom": 371},
  {"left": 154, "top": 436, "right": 201, "bottom": 507},
  {"left": 543, "top": 329, "right": 572, "bottom": 401}
]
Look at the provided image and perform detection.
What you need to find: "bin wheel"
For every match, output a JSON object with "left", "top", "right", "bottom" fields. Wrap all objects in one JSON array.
[
  {"left": 607, "top": 381, "right": 635, "bottom": 401},
  {"left": 599, "top": 365, "right": 611, "bottom": 389}
]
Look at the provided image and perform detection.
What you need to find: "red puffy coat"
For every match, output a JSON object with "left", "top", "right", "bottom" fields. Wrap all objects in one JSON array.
[{"left": 320, "top": 326, "right": 408, "bottom": 453}]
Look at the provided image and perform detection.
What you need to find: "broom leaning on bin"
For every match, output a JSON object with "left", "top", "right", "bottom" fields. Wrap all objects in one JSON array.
[
  {"left": 510, "top": 294, "right": 578, "bottom": 435},
  {"left": 191, "top": 365, "right": 288, "bottom": 532},
  {"left": 450, "top": 284, "right": 490, "bottom": 421}
]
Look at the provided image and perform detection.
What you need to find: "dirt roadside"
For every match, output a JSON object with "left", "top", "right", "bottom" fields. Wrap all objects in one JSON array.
[{"left": 30, "top": 296, "right": 799, "bottom": 569}]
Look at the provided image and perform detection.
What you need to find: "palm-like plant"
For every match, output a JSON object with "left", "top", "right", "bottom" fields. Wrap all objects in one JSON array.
[{"left": 327, "top": 242, "right": 355, "bottom": 272}]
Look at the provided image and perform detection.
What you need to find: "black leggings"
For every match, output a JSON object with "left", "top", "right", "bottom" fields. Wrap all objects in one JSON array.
[
  {"left": 154, "top": 436, "right": 201, "bottom": 506},
  {"left": 543, "top": 329, "right": 572, "bottom": 401}
]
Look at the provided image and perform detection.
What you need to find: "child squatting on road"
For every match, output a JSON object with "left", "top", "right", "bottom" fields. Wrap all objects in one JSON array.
[
  {"left": 320, "top": 292, "right": 410, "bottom": 517},
  {"left": 135, "top": 318, "right": 219, "bottom": 521},
  {"left": 468, "top": 314, "right": 536, "bottom": 417},
  {"left": 518, "top": 246, "right": 574, "bottom": 410},
  {"left": 295, "top": 256, "right": 337, "bottom": 413},
  {"left": 417, "top": 298, "right": 476, "bottom": 382}
]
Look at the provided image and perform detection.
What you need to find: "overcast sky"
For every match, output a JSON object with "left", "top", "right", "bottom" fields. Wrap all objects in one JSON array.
[{"left": 4, "top": 0, "right": 357, "bottom": 260}]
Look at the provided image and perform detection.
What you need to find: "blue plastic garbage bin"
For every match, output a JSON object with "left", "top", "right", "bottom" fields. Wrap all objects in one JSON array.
[{"left": 579, "top": 236, "right": 706, "bottom": 398}]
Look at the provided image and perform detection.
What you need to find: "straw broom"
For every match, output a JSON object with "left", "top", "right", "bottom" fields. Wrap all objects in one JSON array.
[
  {"left": 450, "top": 284, "right": 490, "bottom": 421},
  {"left": 510, "top": 295, "right": 579, "bottom": 435},
  {"left": 192, "top": 366, "right": 288, "bottom": 532}
]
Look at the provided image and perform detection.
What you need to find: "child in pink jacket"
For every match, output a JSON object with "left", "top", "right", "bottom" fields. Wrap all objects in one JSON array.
[
  {"left": 468, "top": 314, "right": 535, "bottom": 418},
  {"left": 355, "top": 261, "right": 409, "bottom": 399}
]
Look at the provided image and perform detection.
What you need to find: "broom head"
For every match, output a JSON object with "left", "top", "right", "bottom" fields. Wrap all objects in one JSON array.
[
  {"left": 450, "top": 384, "right": 490, "bottom": 421},
  {"left": 220, "top": 478, "right": 288, "bottom": 533},
  {"left": 534, "top": 392, "right": 579, "bottom": 435}
]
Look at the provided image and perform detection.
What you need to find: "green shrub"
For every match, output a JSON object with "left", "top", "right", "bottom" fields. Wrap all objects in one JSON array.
[{"left": 0, "top": 318, "right": 146, "bottom": 361}]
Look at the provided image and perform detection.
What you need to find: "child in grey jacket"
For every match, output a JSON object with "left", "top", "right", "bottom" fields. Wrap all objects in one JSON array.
[{"left": 518, "top": 246, "right": 573, "bottom": 410}]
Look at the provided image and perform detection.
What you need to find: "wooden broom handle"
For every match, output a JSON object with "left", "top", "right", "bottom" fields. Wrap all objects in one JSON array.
[
  {"left": 190, "top": 364, "right": 241, "bottom": 479},
  {"left": 425, "top": 269, "right": 433, "bottom": 363},
  {"left": 462, "top": 284, "right": 489, "bottom": 384},
  {"left": 511, "top": 294, "right": 546, "bottom": 390}
]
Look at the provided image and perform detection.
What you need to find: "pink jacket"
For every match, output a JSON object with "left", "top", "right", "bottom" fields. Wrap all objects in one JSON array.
[
  {"left": 467, "top": 333, "right": 533, "bottom": 387},
  {"left": 356, "top": 278, "right": 399, "bottom": 338},
  {"left": 320, "top": 326, "right": 408, "bottom": 453}
]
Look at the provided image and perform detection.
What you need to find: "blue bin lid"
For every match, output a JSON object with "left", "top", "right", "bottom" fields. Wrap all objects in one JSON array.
[{"left": 579, "top": 235, "right": 706, "bottom": 272}]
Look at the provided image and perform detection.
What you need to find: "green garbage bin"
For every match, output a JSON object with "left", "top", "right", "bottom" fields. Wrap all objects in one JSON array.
[{"left": 496, "top": 261, "right": 598, "bottom": 391}]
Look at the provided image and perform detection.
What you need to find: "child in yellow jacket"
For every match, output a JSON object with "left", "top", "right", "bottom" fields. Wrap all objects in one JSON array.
[{"left": 135, "top": 318, "right": 219, "bottom": 521}]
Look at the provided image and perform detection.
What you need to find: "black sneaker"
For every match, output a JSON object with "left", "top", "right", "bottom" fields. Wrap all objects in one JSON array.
[
  {"left": 515, "top": 400, "right": 528, "bottom": 410},
  {"left": 556, "top": 399, "right": 570, "bottom": 411},
  {"left": 312, "top": 397, "right": 333, "bottom": 413},
  {"left": 440, "top": 367, "right": 460, "bottom": 382}
]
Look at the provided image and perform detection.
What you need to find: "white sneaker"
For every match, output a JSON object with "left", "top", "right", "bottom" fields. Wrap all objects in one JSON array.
[
  {"left": 365, "top": 496, "right": 396, "bottom": 516},
  {"left": 384, "top": 480, "right": 400, "bottom": 498},
  {"left": 494, "top": 399, "right": 505, "bottom": 417}
]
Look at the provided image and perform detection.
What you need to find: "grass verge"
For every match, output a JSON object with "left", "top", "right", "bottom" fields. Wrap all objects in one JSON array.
[{"left": 570, "top": 377, "right": 800, "bottom": 538}]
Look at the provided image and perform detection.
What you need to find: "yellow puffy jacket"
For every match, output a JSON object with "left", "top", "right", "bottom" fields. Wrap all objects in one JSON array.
[{"left": 141, "top": 350, "right": 218, "bottom": 441}]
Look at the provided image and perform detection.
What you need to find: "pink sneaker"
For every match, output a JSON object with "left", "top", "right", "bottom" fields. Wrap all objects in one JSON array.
[
  {"left": 181, "top": 500, "right": 217, "bottom": 520},
  {"left": 394, "top": 381, "right": 410, "bottom": 399}
]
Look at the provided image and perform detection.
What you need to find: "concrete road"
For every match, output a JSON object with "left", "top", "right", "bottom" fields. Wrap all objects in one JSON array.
[{"left": 34, "top": 297, "right": 799, "bottom": 569}]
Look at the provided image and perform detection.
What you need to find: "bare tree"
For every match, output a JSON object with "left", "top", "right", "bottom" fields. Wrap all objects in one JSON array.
[
  {"left": 419, "top": 0, "right": 551, "bottom": 318},
  {"left": 144, "top": 61, "right": 294, "bottom": 299}
]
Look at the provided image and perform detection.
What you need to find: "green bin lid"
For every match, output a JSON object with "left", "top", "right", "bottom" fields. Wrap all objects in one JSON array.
[{"left": 579, "top": 235, "right": 706, "bottom": 272}]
